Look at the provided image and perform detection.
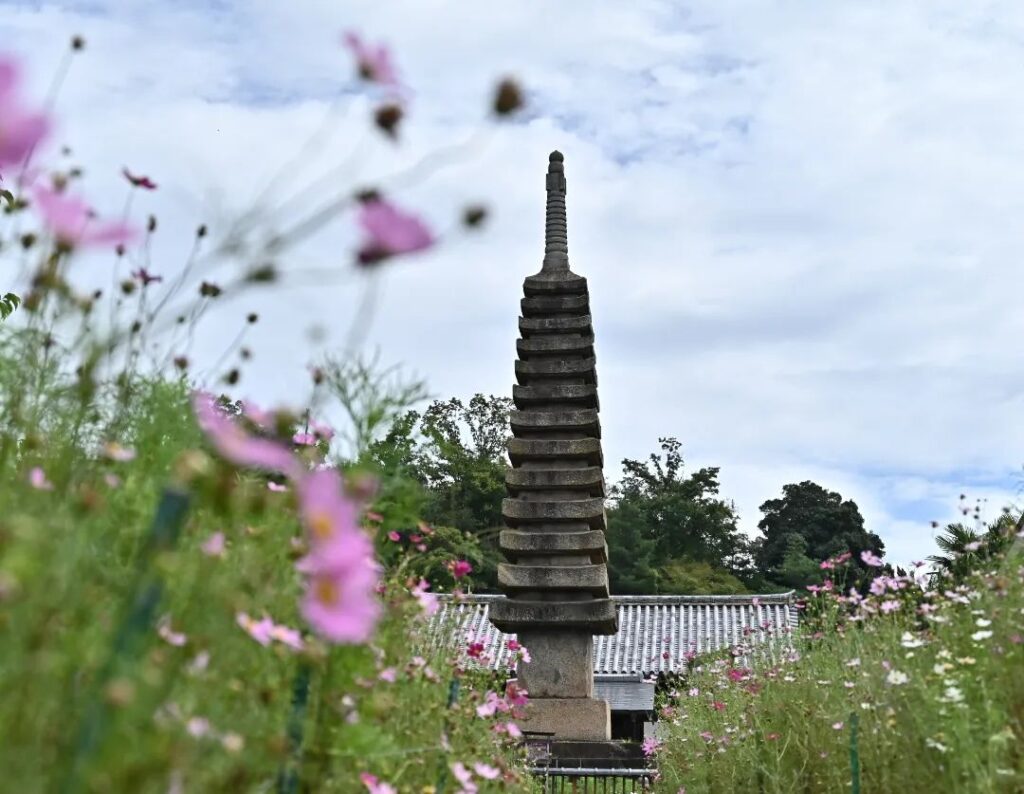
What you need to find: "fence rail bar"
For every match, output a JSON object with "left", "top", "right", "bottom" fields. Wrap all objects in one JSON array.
[{"left": 528, "top": 768, "right": 653, "bottom": 777}]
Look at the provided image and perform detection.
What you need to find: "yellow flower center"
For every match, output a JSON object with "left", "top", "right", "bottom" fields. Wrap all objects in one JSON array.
[
  {"left": 315, "top": 578, "right": 338, "bottom": 606},
  {"left": 309, "top": 512, "right": 333, "bottom": 541}
]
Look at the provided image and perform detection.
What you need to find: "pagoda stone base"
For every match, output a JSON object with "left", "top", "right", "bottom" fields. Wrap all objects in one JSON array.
[
  {"left": 518, "top": 697, "right": 610, "bottom": 741},
  {"left": 516, "top": 631, "right": 594, "bottom": 698}
]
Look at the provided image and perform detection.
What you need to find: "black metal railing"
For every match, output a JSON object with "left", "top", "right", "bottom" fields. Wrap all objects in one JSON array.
[{"left": 528, "top": 766, "right": 655, "bottom": 793}]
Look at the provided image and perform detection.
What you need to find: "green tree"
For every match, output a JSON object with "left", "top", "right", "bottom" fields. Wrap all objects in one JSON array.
[
  {"left": 607, "top": 438, "right": 749, "bottom": 594},
  {"left": 754, "top": 481, "right": 884, "bottom": 588},
  {"left": 368, "top": 394, "right": 512, "bottom": 589}
]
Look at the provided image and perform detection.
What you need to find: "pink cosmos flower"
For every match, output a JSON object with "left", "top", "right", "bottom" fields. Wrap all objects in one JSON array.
[
  {"left": 377, "top": 667, "right": 397, "bottom": 682},
  {"left": 356, "top": 199, "right": 435, "bottom": 265},
  {"left": 342, "top": 32, "right": 400, "bottom": 88},
  {"left": 0, "top": 57, "right": 50, "bottom": 168},
  {"left": 711, "top": 700, "right": 726, "bottom": 711},
  {"left": 267, "top": 481, "right": 288, "bottom": 492},
  {"left": 200, "top": 531, "right": 226, "bottom": 558},
  {"left": 505, "top": 681, "right": 528, "bottom": 709},
  {"left": 186, "top": 717, "right": 210, "bottom": 738},
  {"left": 33, "top": 184, "right": 136, "bottom": 249},
  {"left": 411, "top": 578, "right": 439, "bottom": 616},
  {"left": 474, "top": 763, "right": 500, "bottom": 780},
  {"left": 122, "top": 167, "right": 157, "bottom": 190},
  {"left": 880, "top": 599, "right": 900, "bottom": 614},
  {"left": 158, "top": 617, "right": 187, "bottom": 647},
  {"left": 104, "top": 473, "right": 122, "bottom": 489},
  {"left": 236, "top": 612, "right": 275, "bottom": 646},
  {"left": 387, "top": 531, "right": 401, "bottom": 542},
  {"left": 494, "top": 721, "right": 521, "bottom": 738},
  {"left": 192, "top": 391, "right": 301, "bottom": 478},
  {"left": 359, "top": 773, "right": 396, "bottom": 794},
  {"left": 832, "top": 721, "right": 844, "bottom": 730},
  {"left": 293, "top": 432, "right": 317, "bottom": 446},
  {"left": 860, "top": 550, "right": 883, "bottom": 567},
  {"left": 311, "top": 420, "right": 335, "bottom": 441},
  {"left": 448, "top": 559, "right": 473, "bottom": 579},
  {"left": 642, "top": 737, "right": 662, "bottom": 757},
  {"left": 28, "top": 466, "right": 53, "bottom": 490},
  {"left": 270, "top": 624, "right": 304, "bottom": 651},
  {"left": 296, "top": 468, "right": 381, "bottom": 643},
  {"left": 450, "top": 762, "right": 477, "bottom": 793}
]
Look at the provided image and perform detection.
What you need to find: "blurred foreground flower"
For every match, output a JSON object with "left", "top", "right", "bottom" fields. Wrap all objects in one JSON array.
[
  {"left": 33, "top": 184, "right": 137, "bottom": 250},
  {"left": 342, "top": 32, "right": 400, "bottom": 90},
  {"left": 192, "top": 391, "right": 301, "bottom": 478},
  {"left": 356, "top": 198, "right": 434, "bottom": 265},
  {"left": 0, "top": 56, "right": 50, "bottom": 168},
  {"left": 296, "top": 469, "right": 381, "bottom": 643}
]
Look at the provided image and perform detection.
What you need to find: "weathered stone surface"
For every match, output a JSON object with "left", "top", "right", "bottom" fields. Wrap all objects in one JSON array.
[
  {"left": 515, "top": 631, "right": 594, "bottom": 697},
  {"left": 498, "top": 563, "right": 609, "bottom": 595},
  {"left": 489, "top": 597, "right": 617, "bottom": 634},
  {"left": 508, "top": 438, "right": 603, "bottom": 466},
  {"left": 505, "top": 466, "right": 604, "bottom": 494},
  {"left": 521, "top": 294, "right": 589, "bottom": 316},
  {"left": 515, "top": 698, "right": 610, "bottom": 741},
  {"left": 523, "top": 273, "right": 588, "bottom": 295},
  {"left": 515, "top": 358, "right": 597, "bottom": 384},
  {"left": 502, "top": 498, "right": 606, "bottom": 530},
  {"left": 516, "top": 335, "right": 594, "bottom": 357},
  {"left": 492, "top": 152, "right": 616, "bottom": 740},
  {"left": 509, "top": 409, "right": 600, "bottom": 437},
  {"left": 500, "top": 529, "right": 608, "bottom": 562},
  {"left": 513, "top": 384, "right": 598, "bottom": 409},
  {"left": 520, "top": 315, "right": 593, "bottom": 334}
]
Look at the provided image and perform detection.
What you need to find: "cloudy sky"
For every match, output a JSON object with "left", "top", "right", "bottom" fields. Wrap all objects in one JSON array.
[{"left": 3, "top": 0, "right": 1024, "bottom": 566}]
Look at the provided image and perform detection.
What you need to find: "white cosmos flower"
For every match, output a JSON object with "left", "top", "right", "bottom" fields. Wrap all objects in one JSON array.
[{"left": 886, "top": 670, "right": 909, "bottom": 686}]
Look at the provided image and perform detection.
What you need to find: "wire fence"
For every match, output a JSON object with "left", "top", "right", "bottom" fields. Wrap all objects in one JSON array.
[{"left": 528, "top": 767, "right": 655, "bottom": 793}]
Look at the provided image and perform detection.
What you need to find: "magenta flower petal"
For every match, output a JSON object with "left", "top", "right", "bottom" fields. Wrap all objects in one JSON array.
[{"left": 357, "top": 199, "right": 434, "bottom": 262}]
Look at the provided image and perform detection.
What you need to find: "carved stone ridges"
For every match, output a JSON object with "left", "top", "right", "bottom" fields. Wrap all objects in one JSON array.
[{"left": 489, "top": 151, "right": 617, "bottom": 638}]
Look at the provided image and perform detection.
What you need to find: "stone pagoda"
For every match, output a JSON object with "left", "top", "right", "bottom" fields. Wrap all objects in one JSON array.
[{"left": 489, "top": 151, "right": 618, "bottom": 741}]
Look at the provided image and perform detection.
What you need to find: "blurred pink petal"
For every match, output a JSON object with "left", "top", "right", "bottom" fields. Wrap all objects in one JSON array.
[
  {"left": 200, "top": 531, "right": 226, "bottom": 558},
  {"left": 237, "top": 612, "right": 275, "bottom": 646},
  {"left": 342, "top": 32, "right": 400, "bottom": 88},
  {"left": 357, "top": 199, "right": 434, "bottom": 264},
  {"left": 28, "top": 466, "right": 53, "bottom": 490},
  {"left": 192, "top": 391, "right": 300, "bottom": 478},
  {"left": 0, "top": 56, "right": 50, "bottom": 168},
  {"left": 32, "top": 184, "right": 137, "bottom": 250}
]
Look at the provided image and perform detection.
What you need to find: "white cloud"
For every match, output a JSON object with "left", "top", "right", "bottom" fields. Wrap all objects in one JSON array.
[{"left": 3, "top": 0, "right": 1023, "bottom": 567}]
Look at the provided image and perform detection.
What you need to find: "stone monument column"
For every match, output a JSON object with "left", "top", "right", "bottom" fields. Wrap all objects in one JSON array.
[{"left": 490, "top": 151, "right": 618, "bottom": 741}]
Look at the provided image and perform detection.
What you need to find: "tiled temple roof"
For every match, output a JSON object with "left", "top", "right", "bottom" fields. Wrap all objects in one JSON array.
[{"left": 428, "top": 593, "right": 799, "bottom": 676}]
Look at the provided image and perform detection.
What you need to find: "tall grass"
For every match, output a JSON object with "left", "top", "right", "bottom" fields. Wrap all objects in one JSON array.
[{"left": 654, "top": 542, "right": 1024, "bottom": 793}]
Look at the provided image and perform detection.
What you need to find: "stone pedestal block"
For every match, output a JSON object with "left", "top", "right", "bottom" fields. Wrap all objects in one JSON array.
[
  {"left": 515, "top": 631, "right": 594, "bottom": 697},
  {"left": 517, "top": 697, "right": 610, "bottom": 741}
]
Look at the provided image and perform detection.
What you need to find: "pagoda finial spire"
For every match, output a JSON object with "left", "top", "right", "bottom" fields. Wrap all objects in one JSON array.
[{"left": 542, "top": 150, "right": 569, "bottom": 271}]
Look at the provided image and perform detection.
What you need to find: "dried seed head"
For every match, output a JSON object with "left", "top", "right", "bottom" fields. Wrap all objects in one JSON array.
[
  {"left": 223, "top": 368, "right": 240, "bottom": 385},
  {"left": 493, "top": 78, "right": 524, "bottom": 116},
  {"left": 374, "top": 103, "right": 403, "bottom": 139},
  {"left": 71, "top": 35, "right": 86, "bottom": 51},
  {"left": 120, "top": 279, "right": 136, "bottom": 295},
  {"left": 173, "top": 355, "right": 189, "bottom": 370},
  {"left": 247, "top": 312, "right": 258, "bottom": 324},
  {"left": 462, "top": 204, "right": 487, "bottom": 228},
  {"left": 199, "top": 281, "right": 222, "bottom": 298},
  {"left": 196, "top": 224, "right": 208, "bottom": 238},
  {"left": 244, "top": 265, "right": 276, "bottom": 283},
  {"left": 147, "top": 215, "right": 157, "bottom": 233}
]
